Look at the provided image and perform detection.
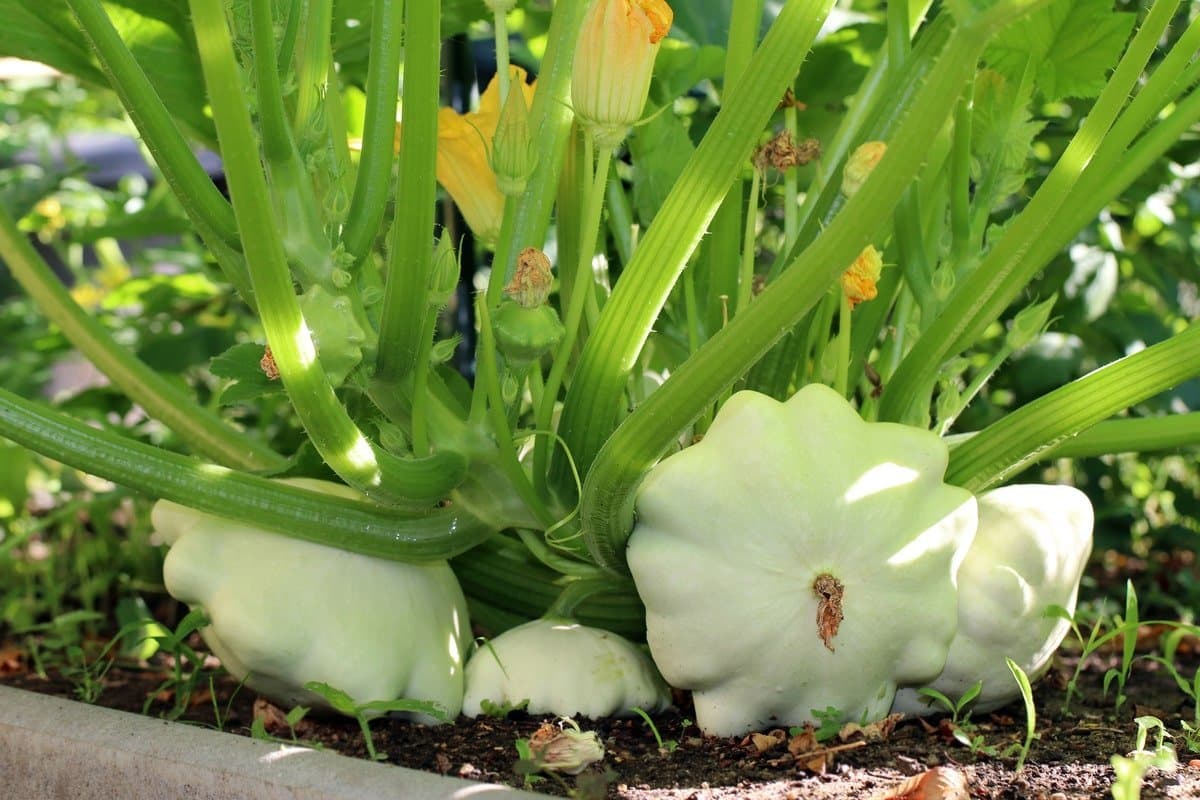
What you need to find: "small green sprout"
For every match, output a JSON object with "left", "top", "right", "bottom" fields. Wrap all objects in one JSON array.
[
  {"left": 630, "top": 706, "right": 683, "bottom": 754},
  {"left": 1006, "top": 658, "right": 1037, "bottom": 771},
  {"left": 304, "top": 681, "right": 449, "bottom": 761},
  {"left": 1111, "top": 716, "right": 1177, "bottom": 800},
  {"left": 918, "top": 679, "right": 983, "bottom": 725}
]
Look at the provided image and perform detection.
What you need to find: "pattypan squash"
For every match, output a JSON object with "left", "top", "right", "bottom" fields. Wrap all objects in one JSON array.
[
  {"left": 627, "top": 384, "right": 978, "bottom": 735},
  {"left": 153, "top": 478, "right": 470, "bottom": 720},
  {"left": 462, "top": 617, "right": 670, "bottom": 718},
  {"left": 892, "top": 484, "right": 1093, "bottom": 715}
]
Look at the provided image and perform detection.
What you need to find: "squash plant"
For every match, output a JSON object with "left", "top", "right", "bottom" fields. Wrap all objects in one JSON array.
[{"left": 1, "top": 0, "right": 1199, "bottom": 733}]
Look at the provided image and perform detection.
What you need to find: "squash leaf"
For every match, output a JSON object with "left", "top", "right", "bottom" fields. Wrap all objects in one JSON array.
[{"left": 984, "top": 0, "right": 1136, "bottom": 102}]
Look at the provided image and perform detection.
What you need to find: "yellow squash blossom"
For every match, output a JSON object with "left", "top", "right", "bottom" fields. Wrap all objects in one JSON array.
[
  {"left": 402, "top": 68, "right": 537, "bottom": 244},
  {"left": 572, "top": 0, "right": 673, "bottom": 149}
]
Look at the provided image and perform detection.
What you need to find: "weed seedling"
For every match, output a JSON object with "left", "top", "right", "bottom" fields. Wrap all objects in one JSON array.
[
  {"left": 143, "top": 608, "right": 213, "bottom": 720},
  {"left": 1006, "top": 658, "right": 1038, "bottom": 771},
  {"left": 918, "top": 679, "right": 983, "bottom": 725},
  {"left": 630, "top": 706, "right": 680, "bottom": 754},
  {"left": 250, "top": 703, "right": 316, "bottom": 747},
  {"left": 1110, "top": 716, "right": 1177, "bottom": 800},
  {"left": 304, "top": 681, "right": 448, "bottom": 761},
  {"left": 1102, "top": 581, "right": 1141, "bottom": 714}
]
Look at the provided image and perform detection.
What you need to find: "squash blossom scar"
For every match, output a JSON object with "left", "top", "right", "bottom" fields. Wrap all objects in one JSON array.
[{"left": 812, "top": 574, "right": 844, "bottom": 652}]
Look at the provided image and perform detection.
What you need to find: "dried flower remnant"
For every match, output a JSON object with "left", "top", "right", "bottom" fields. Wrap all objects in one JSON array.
[
  {"left": 813, "top": 573, "right": 845, "bottom": 651},
  {"left": 504, "top": 247, "right": 554, "bottom": 308},
  {"left": 754, "top": 130, "right": 820, "bottom": 172},
  {"left": 842, "top": 140, "right": 888, "bottom": 198},
  {"left": 842, "top": 245, "right": 883, "bottom": 309},
  {"left": 260, "top": 345, "right": 280, "bottom": 380},
  {"left": 527, "top": 719, "right": 606, "bottom": 775}
]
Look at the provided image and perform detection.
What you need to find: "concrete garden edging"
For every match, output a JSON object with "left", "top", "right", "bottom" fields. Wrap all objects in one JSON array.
[{"left": 0, "top": 685, "right": 541, "bottom": 799}]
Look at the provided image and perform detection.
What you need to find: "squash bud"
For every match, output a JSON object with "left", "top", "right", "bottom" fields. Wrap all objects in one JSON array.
[
  {"left": 842, "top": 141, "right": 887, "bottom": 198},
  {"left": 571, "top": 0, "right": 673, "bottom": 150},
  {"left": 491, "top": 68, "right": 539, "bottom": 196}
]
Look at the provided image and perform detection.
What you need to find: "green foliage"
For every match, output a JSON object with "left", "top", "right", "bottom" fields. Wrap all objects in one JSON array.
[
  {"left": 1111, "top": 716, "right": 1177, "bottom": 800},
  {"left": 984, "top": 0, "right": 1137, "bottom": 101},
  {"left": 304, "top": 680, "right": 449, "bottom": 761}
]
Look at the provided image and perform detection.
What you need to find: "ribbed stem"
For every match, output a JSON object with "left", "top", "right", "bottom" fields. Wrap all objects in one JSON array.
[
  {"left": 0, "top": 204, "right": 284, "bottom": 472},
  {"left": 0, "top": 387, "right": 489, "bottom": 562},
  {"left": 190, "top": 0, "right": 466, "bottom": 509},
  {"left": 341, "top": 0, "right": 404, "bottom": 263},
  {"left": 947, "top": 324, "right": 1200, "bottom": 491},
  {"left": 375, "top": 0, "right": 441, "bottom": 383}
]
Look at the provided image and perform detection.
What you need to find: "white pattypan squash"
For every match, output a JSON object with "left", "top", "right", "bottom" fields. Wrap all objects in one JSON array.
[
  {"left": 892, "top": 484, "right": 1093, "bottom": 715},
  {"left": 153, "top": 478, "right": 470, "bottom": 720},
  {"left": 462, "top": 617, "right": 670, "bottom": 718},
  {"left": 627, "top": 384, "right": 978, "bottom": 735}
]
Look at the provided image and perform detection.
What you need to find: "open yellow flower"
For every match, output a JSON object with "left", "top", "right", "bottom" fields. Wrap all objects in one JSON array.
[
  {"left": 572, "top": 0, "right": 673, "bottom": 149},
  {"left": 432, "top": 68, "right": 536, "bottom": 243}
]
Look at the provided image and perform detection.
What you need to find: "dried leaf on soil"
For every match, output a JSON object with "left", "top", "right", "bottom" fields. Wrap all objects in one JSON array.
[{"left": 870, "top": 766, "right": 970, "bottom": 800}]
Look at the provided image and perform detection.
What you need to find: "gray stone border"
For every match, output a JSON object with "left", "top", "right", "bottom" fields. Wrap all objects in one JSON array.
[{"left": 0, "top": 685, "right": 542, "bottom": 799}]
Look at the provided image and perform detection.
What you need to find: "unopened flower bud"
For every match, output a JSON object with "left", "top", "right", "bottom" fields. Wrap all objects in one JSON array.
[
  {"left": 931, "top": 264, "right": 955, "bottom": 301},
  {"left": 429, "top": 233, "right": 461, "bottom": 307},
  {"left": 842, "top": 141, "right": 887, "bottom": 198},
  {"left": 528, "top": 720, "right": 605, "bottom": 776},
  {"left": 841, "top": 245, "right": 883, "bottom": 309},
  {"left": 377, "top": 421, "right": 409, "bottom": 455},
  {"left": 1007, "top": 294, "right": 1058, "bottom": 350},
  {"left": 491, "top": 69, "right": 539, "bottom": 196},
  {"left": 504, "top": 247, "right": 554, "bottom": 308},
  {"left": 572, "top": 0, "right": 674, "bottom": 150}
]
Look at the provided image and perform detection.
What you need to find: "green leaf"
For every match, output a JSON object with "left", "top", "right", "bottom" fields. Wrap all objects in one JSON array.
[
  {"left": 984, "top": 0, "right": 1136, "bottom": 102},
  {"left": 303, "top": 680, "right": 359, "bottom": 716},
  {"left": 358, "top": 697, "right": 451, "bottom": 722},
  {"left": 210, "top": 342, "right": 284, "bottom": 405},
  {"left": 0, "top": 2, "right": 215, "bottom": 143},
  {"left": 629, "top": 109, "right": 695, "bottom": 227},
  {"left": 970, "top": 68, "right": 1046, "bottom": 201},
  {"left": 0, "top": 440, "right": 31, "bottom": 519}
]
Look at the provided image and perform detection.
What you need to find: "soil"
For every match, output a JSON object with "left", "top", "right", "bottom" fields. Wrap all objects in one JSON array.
[{"left": 4, "top": 635, "right": 1200, "bottom": 799}]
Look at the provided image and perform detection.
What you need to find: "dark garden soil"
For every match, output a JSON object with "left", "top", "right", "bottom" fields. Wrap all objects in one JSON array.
[{"left": 4, "top": 632, "right": 1200, "bottom": 799}]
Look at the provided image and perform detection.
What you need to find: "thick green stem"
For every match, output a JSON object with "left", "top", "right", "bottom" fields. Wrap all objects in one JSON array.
[
  {"left": 946, "top": 324, "right": 1200, "bottom": 491},
  {"left": 291, "top": 0, "right": 333, "bottom": 141},
  {"left": 64, "top": 0, "right": 249, "bottom": 297},
  {"left": 342, "top": 0, "right": 404, "bottom": 263},
  {"left": 0, "top": 388, "right": 489, "bottom": 562},
  {"left": 532, "top": 142, "right": 612, "bottom": 497},
  {"left": 735, "top": 168, "right": 762, "bottom": 316},
  {"left": 453, "top": 536, "right": 645, "bottom": 636},
  {"left": 1040, "top": 414, "right": 1200, "bottom": 460},
  {"left": 879, "top": 0, "right": 1184, "bottom": 423},
  {"left": 579, "top": 20, "right": 998, "bottom": 571},
  {"left": 552, "top": 0, "right": 838, "bottom": 490},
  {"left": 0, "top": 206, "right": 284, "bottom": 473},
  {"left": 375, "top": 0, "right": 441, "bottom": 384},
  {"left": 487, "top": 0, "right": 590, "bottom": 306},
  {"left": 190, "top": 0, "right": 464, "bottom": 509}
]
